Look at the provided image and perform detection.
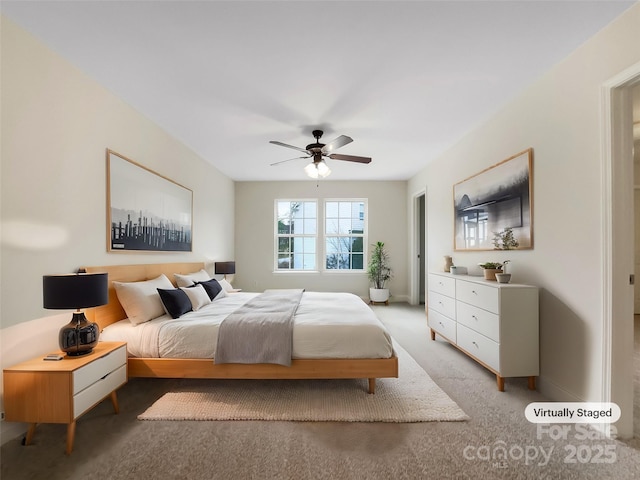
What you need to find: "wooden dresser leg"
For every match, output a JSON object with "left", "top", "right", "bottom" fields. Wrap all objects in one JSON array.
[
  {"left": 496, "top": 375, "right": 505, "bottom": 392},
  {"left": 110, "top": 390, "right": 120, "bottom": 414},
  {"left": 24, "top": 423, "right": 37, "bottom": 446},
  {"left": 528, "top": 376, "right": 536, "bottom": 390},
  {"left": 65, "top": 421, "right": 76, "bottom": 455},
  {"left": 368, "top": 378, "right": 376, "bottom": 394},
  {"left": 430, "top": 329, "right": 436, "bottom": 341}
]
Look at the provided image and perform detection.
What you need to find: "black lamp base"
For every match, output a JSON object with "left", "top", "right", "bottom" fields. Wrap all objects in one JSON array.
[{"left": 59, "top": 312, "right": 100, "bottom": 356}]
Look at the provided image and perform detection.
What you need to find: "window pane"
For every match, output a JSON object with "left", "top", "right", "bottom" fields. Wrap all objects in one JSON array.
[
  {"left": 303, "top": 254, "right": 315, "bottom": 270},
  {"left": 303, "top": 202, "right": 316, "bottom": 218},
  {"left": 293, "top": 253, "right": 304, "bottom": 269},
  {"left": 278, "top": 237, "right": 290, "bottom": 253},
  {"left": 325, "top": 237, "right": 339, "bottom": 254},
  {"left": 304, "top": 219, "right": 316, "bottom": 235},
  {"left": 352, "top": 253, "right": 364, "bottom": 269},
  {"left": 339, "top": 219, "right": 351, "bottom": 235},
  {"left": 278, "top": 254, "right": 292, "bottom": 269},
  {"left": 325, "top": 201, "right": 338, "bottom": 218},
  {"left": 351, "top": 237, "right": 364, "bottom": 253},
  {"left": 278, "top": 220, "right": 290, "bottom": 234},
  {"left": 325, "top": 219, "right": 339, "bottom": 235},
  {"left": 303, "top": 237, "right": 315, "bottom": 253}
]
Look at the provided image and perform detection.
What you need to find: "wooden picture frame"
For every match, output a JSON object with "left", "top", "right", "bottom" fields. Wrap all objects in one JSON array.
[
  {"left": 106, "top": 149, "right": 193, "bottom": 252},
  {"left": 453, "top": 148, "right": 533, "bottom": 251}
]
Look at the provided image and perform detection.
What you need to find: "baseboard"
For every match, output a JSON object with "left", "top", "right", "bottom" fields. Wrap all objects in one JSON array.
[
  {"left": 1, "top": 421, "right": 26, "bottom": 446},
  {"left": 538, "top": 375, "right": 584, "bottom": 402}
]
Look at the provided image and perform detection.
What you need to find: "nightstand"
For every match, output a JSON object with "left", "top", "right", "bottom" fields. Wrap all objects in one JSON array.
[{"left": 3, "top": 341, "right": 127, "bottom": 454}]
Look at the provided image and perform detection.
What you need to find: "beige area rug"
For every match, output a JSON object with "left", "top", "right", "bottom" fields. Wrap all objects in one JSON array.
[{"left": 138, "top": 343, "right": 469, "bottom": 422}]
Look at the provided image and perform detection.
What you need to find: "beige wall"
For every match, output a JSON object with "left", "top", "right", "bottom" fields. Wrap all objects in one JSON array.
[
  {"left": 235, "top": 181, "right": 408, "bottom": 301},
  {"left": 0, "top": 14, "right": 235, "bottom": 427},
  {"left": 410, "top": 4, "right": 640, "bottom": 409}
]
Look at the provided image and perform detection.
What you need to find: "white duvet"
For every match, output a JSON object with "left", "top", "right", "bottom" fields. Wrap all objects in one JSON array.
[{"left": 100, "top": 291, "right": 394, "bottom": 360}]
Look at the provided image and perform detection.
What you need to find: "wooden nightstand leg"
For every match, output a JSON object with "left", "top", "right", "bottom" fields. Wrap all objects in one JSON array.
[
  {"left": 24, "top": 423, "right": 37, "bottom": 445},
  {"left": 496, "top": 375, "right": 505, "bottom": 392},
  {"left": 368, "top": 378, "right": 376, "bottom": 394},
  {"left": 110, "top": 390, "right": 120, "bottom": 414},
  {"left": 430, "top": 329, "right": 436, "bottom": 341},
  {"left": 65, "top": 421, "right": 76, "bottom": 455},
  {"left": 528, "top": 376, "right": 536, "bottom": 390}
]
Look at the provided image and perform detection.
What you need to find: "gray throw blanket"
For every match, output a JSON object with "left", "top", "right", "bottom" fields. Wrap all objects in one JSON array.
[{"left": 215, "top": 289, "right": 304, "bottom": 367}]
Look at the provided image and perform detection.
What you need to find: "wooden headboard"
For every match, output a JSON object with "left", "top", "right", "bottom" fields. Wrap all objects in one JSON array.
[{"left": 83, "top": 262, "right": 206, "bottom": 331}]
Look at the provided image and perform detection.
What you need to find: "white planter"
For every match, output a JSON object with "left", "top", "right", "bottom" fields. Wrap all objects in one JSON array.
[{"left": 369, "top": 288, "right": 390, "bottom": 303}]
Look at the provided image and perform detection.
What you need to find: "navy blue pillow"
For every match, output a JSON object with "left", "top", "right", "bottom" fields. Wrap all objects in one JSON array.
[
  {"left": 157, "top": 288, "right": 192, "bottom": 319},
  {"left": 196, "top": 278, "right": 223, "bottom": 300}
]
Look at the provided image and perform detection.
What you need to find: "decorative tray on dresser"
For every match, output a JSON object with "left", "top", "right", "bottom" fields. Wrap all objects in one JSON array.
[{"left": 427, "top": 272, "right": 539, "bottom": 392}]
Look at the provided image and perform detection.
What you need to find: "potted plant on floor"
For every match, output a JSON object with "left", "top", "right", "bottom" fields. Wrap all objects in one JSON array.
[{"left": 368, "top": 241, "right": 392, "bottom": 304}]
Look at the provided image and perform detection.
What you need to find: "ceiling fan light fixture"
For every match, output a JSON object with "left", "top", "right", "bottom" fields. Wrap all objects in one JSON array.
[{"left": 304, "top": 161, "right": 331, "bottom": 179}]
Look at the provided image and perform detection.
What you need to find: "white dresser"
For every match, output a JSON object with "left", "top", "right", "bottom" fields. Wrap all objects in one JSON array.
[{"left": 427, "top": 272, "right": 539, "bottom": 391}]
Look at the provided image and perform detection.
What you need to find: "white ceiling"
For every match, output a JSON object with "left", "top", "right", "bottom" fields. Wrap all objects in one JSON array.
[{"left": 1, "top": 1, "right": 636, "bottom": 181}]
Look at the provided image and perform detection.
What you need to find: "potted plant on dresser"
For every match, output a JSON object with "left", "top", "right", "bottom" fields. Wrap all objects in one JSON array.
[
  {"left": 478, "top": 261, "right": 503, "bottom": 281},
  {"left": 368, "top": 241, "right": 392, "bottom": 304}
]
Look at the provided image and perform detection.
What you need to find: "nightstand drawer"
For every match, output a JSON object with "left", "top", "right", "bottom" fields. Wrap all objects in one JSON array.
[
  {"left": 74, "top": 364, "right": 126, "bottom": 418},
  {"left": 456, "top": 280, "right": 499, "bottom": 313},
  {"left": 73, "top": 344, "right": 126, "bottom": 394},
  {"left": 456, "top": 301, "right": 499, "bottom": 342},
  {"left": 428, "top": 274, "right": 455, "bottom": 298},
  {"left": 457, "top": 323, "right": 499, "bottom": 372},
  {"left": 428, "top": 291, "right": 456, "bottom": 319},
  {"left": 428, "top": 309, "right": 456, "bottom": 343}
]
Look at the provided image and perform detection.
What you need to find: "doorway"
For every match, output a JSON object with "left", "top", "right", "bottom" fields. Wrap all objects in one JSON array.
[
  {"left": 604, "top": 62, "right": 640, "bottom": 439},
  {"left": 632, "top": 83, "right": 640, "bottom": 439},
  {"left": 411, "top": 190, "right": 426, "bottom": 305}
]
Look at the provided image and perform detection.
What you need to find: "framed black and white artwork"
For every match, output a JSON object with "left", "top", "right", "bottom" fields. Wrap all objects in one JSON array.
[
  {"left": 107, "top": 149, "right": 193, "bottom": 252},
  {"left": 453, "top": 148, "right": 533, "bottom": 251}
]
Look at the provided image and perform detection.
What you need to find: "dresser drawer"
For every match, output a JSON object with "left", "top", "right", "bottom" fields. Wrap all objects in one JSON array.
[
  {"left": 428, "top": 274, "right": 455, "bottom": 298},
  {"left": 428, "top": 290, "right": 456, "bottom": 319},
  {"left": 428, "top": 309, "right": 456, "bottom": 343},
  {"left": 73, "top": 344, "right": 126, "bottom": 394},
  {"left": 74, "top": 364, "right": 126, "bottom": 418},
  {"left": 456, "top": 280, "right": 499, "bottom": 313},
  {"left": 456, "top": 323, "right": 499, "bottom": 372},
  {"left": 456, "top": 301, "right": 500, "bottom": 342}
]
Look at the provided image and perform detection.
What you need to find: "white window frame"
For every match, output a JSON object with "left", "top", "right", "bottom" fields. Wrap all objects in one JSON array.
[
  {"left": 274, "top": 199, "right": 318, "bottom": 272},
  {"left": 322, "top": 198, "right": 368, "bottom": 272}
]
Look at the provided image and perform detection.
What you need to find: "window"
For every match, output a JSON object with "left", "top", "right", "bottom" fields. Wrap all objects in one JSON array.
[
  {"left": 275, "top": 200, "right": 317, "bottom": 270},
  {"left": 324, "top": 200, "right": 366, "bottom": 270}
]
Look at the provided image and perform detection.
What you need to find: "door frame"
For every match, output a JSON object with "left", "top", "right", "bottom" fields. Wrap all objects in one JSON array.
[
  {"left": 601, "top": 60, "right": 640, "bottom": 438},
  {"left": 410, "top": 187, "right": 427, "bottom": 305}
]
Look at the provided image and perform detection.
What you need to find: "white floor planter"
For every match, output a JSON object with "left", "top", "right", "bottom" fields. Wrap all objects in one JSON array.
[{"left": 369, "top": 288, "right": 390, "bottom": 304}]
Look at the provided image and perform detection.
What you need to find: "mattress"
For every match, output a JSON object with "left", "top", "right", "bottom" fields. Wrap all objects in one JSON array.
[{"left": 100, "top": 291, "right": 394, "bottom": 360}]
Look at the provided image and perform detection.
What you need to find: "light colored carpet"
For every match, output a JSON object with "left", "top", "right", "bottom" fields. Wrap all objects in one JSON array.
[{"left": 138, "top": 343, "right": 469, "bottom": 422}]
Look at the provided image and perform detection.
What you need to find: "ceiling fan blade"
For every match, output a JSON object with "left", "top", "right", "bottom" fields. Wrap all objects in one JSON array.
[
  {"left": 321, "top": 135, "right": 353, "bottom": 153},
  {"left": 269, "top": 140, "right": 309, "bottom": 154},
  {"left": 270, "top": 156, "right": 309, "bottom": 166},
  {"left": 328, "top": 153, "right": 372, "bottom": 164}
]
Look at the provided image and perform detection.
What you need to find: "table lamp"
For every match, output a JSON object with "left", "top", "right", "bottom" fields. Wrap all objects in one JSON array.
[
  {"left": 214, "top": 261, "right": 235, "bottom": 279},
  {"left": 43, "top": 272, "right": 108, "bottom": 356}
]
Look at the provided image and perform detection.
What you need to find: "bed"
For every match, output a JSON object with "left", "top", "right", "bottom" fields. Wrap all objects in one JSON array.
[{"left": 84, "top": 262, "right": 398, "bottom": 393}]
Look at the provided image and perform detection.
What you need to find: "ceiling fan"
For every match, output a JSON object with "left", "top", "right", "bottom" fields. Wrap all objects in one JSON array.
[{"left": 269, "top": 130, "right": 372, "bottom": 178}]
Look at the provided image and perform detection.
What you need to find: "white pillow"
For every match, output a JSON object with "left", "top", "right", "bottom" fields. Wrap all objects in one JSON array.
[
  {"left": 113, "top": 274, "right": 174, "bottom": 325},
  {"left": 219, "top": 278, "right": 234, "bottom": 292},
  {"left": 180, "top": 284, "right": 212, "bottom": 311},
  {"left": 174, "top": 269, "right": 211, "bottom": 287}
]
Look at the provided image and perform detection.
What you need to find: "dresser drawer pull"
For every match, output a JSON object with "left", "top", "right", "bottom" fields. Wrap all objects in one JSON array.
[
  {"left": 472, "top": 341, "right": 479, "bottom": 347},
  {"left": 471, "top": 315, "right": 478, "bottom": 320},
  {"left": 101, "top": 371, "right": 113, "bottom": 381},
  {"left": 471, "top": 290, "right": 477, "bottom": 295},
  {"left": 439, "top": 321, "right": 444, "bottom": 326}
]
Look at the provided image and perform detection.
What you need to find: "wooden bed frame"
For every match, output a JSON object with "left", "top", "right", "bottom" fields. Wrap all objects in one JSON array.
[{"left": 83, "top": 262, "right": 398, "bottom": 394}]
